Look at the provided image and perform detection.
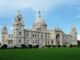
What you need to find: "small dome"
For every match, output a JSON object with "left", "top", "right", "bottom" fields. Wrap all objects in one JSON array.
[
  {"left": 2, "top": 25, "right": 7, "bottom": 30},
  {"left": 54, "top": 27, "right": 62, "bottom": 31},
  {"left": 71, "top": 25, "right": 76, "bottom": 32},
  {"left": 16, "top": 11, "right": 22, "bottom": 17},
  {"left": 14, "top": 11, "right": 24, "bottom": 25},
  {"left": 72, "top": 25, "right": 76, "bottom": 30},
  {"left": 2, "top": 25, "right": 8, "bottom": 34}
]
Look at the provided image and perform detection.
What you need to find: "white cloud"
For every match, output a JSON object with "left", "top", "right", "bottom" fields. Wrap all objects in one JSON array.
[
  {"left": 0, "top": 0, "right": 80, "bottom": 16},
  {"left": 0, "top": 0, "right": 63, "bottom": 12},
  {"left": 0, "top": 0, "right": 80, "bottom": 42},
  {"left": 78, "top": 34, "right": 80, "bottom": 40},
  {"left": 76, "top": 15, "right": 80, "bottom": 19}
]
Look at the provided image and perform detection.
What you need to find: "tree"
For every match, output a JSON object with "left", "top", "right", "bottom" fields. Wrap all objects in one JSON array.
[
  {"left": 73, "top": 45, "right": 77, "bottom": 47},
  {"left": 0, "top": 43, "right": 1, "bottom": 46},
  {"left": 77, "top": 45, "right": 80, "bottom": 48},
  {"left": 1, "top": 44, "right": 7, "bottom": 49}
]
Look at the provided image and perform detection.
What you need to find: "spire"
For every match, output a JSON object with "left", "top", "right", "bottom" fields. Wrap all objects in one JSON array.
[
  {"left": 13, "top": 11, "right": 24, "bottom": 26},
  {"left": 33, "top": 11, "right": 47, "bottom": 30},
  {"left": 15, "top": 10, "right": 22, "bottom": 20},
  {"left": 2, "top": 25, "right": 8, "bottom": 34},
  {"left": 39, "top": 11, "right": 41, "bottom": 17},
  {"left": 72, "top": 25, "right": 76, "bottom": 31},
  {"left": 2, "top": 25, "right": 7, "bottom": 30},
  {"left": 71, "top": 25, "right": 77, "bottom": 34},
  {"left": 34, "top": 11, "right": 46, "bottom": 26},
  {"left": 16, "top": 10, "right": 22, "bottom": 17}
]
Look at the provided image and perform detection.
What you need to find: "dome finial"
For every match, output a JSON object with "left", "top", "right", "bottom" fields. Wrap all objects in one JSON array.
[
  {"left": 39, "top": 11, "right": 41, "bottom": 17},
  {"left": 72, "top": 24, "right": 76, "bottom": 29},
  {"left": 16, "top": 10, "right": 21, "bottom": 16}
]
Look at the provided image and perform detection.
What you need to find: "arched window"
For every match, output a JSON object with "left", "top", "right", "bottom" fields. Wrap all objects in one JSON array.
[
  {"left": 48, "top": 41, "right": 49, "bottom": 44},
  {"left": 8, "top": 40, "right": 13, "bottom": 44},
  {"left": 18, "top": 18, "right": 20, "bottom": 21},
  {"left": 56, "top": 34, "right": 60, "bottom": 45},
  {"left": 33, "top": 40, "right": 35, "bottom": 44},
  {"left": 19, "top": 40, "right": 21, "bottom": 43},
  {"left": 19, "top": 32, "right": 21, "bottom": 35},
  {"left": 32, "top": 34, "right": 34, "bottom": 37},
  {"left": 51, "top": 40, "right": 53, "bottom": 45},
  {"left": 41, "top": 35, "right": 43, "bottom": 38},
  {"left": 27, "top": 40, "right": 29, "bottom": 44},
  {"left": 35, "top": 34, "right": 36, "bottom": 37}
]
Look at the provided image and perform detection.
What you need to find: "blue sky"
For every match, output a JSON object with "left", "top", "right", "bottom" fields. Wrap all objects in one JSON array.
[{"left": 0, "top": 0, "right": 80, "bottom": 40}]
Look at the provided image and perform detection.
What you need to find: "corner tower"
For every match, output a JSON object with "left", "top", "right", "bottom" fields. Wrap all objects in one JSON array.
[
  {"left": 70, "top": 26, "right": 77, "bottom": 45},
  {"left": 13, "top": 11, "right": 25, "bottom": 47},
  {"left": 1, "top": 25, "right": 8, "bottom": 45}
]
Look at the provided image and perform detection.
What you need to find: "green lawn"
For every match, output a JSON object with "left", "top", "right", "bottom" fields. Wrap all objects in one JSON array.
[{"left": 0, "top": 48, "right": 80, "bottom": 60}]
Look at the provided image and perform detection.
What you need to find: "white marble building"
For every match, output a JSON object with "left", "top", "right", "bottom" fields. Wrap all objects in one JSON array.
[{"left": 1, "top": 11, "right": 78, "bottom": 48}]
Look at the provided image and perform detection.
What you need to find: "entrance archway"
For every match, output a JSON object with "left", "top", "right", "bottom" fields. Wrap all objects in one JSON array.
[{"left": 56, "top": 34, "right": 60, "bottom": 45}]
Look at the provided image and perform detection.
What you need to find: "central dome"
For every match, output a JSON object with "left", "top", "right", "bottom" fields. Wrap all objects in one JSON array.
[
  {"left": 34, "top": 16, "right": 46, "bottom": 26},
  {"left": 33, "top": 11, "right": 47, "bottom": 30}
]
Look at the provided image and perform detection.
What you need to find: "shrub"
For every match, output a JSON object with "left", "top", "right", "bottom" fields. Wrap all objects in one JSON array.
[
  {"left": 73, "top": 45, "right": 77, "bottom": 47},
  {"left": 28, "top": 44, "right": 32, "bottom": 48},
  {"left": 45, "top": 45, "right": 51, "bottom": 48},
  {"left": 53, "top": 45, "right": 56, "bottom": 48},
  {"left": 1, "top": 44, "right": 7, "bottom": 49},
  {"left": 57, "top": 45, "right": 61, "bottom": 48},
  {"left": 34, "top": 45, "right": 39, "bottom": 48},
  {"left": 13, "top": 46, "right": 17, "bottom": 49},
  {"left": 42, "top": 46, "right": 45, "bottom": 48},
  {"left": 69, "top": 44, "right": 73, "bottom": 48},
  {"left": 48, "top": 45, "right": 51, "bottom": 48},
  {"left": 45, "top": 45, "right": 48, "bottom": 47},
  {"left": 77, "top": 45, "right": 80, "bottom": 48},
  {"left": 62, "top": 45, "right": 67, "bottom": 48},
  {"left": 21, "top": 44, "right": 26, "bottom": 48}
]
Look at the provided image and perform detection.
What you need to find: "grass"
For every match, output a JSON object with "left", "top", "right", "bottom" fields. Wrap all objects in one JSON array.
[{"left": 0, "top": 48, "right": 80, "bottom": 60}]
